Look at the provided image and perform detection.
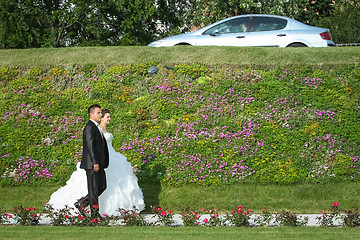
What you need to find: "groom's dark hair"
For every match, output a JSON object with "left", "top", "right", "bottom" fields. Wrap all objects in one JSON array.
[{"left": 88, "top": 104, "right": 101, "bottom": 117}]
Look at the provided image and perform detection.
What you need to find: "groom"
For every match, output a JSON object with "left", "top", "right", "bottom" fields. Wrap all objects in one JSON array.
[{"left": 75, "top": 104, "right": 109, "bottom": 218}]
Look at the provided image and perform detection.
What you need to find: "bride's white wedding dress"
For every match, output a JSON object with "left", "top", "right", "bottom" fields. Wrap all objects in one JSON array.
[{"left": 48, "top": 132, "right": 145, "bottom": 215}]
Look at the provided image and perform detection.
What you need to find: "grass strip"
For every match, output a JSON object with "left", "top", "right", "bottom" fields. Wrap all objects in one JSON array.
[
  {"left": 1, "top": 46, "right": 359, "bottom": 68},
  {"left": 1, "top": 225, "right": 359, "bottom": 240},
  {"left": 1, "top": 182, "right": 359, "bottom": 214}
]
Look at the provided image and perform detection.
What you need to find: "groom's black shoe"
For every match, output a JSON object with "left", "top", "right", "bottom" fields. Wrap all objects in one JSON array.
[{"left": 74, "top": 197, "right": 88, "bottom": 215}]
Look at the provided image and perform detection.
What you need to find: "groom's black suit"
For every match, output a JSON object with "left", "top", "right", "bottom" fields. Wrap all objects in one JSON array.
[{"left": 80, "top": 120, "right": 109, "bottom": 217}]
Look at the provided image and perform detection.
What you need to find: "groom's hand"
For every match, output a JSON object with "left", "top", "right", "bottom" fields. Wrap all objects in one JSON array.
[{"left": 93, "top": 164, "right": 99, "bottom": 172}]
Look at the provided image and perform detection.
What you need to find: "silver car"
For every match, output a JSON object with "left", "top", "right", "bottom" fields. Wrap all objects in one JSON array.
[{"left": 148, "top": 14, "right": 335, "bottom": 47}]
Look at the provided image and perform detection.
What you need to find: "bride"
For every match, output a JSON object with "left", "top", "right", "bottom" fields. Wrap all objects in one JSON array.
[{"left": 48, "top": 109, "right": 145, "bottom": 216}]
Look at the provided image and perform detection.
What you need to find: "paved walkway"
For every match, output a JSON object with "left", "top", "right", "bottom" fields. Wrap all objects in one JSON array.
[{"left": 4, "top": 214, "right": 343, "bottom": 226}]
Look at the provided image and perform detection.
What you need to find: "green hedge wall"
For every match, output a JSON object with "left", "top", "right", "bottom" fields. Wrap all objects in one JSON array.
[{"left": 0, "top": 63, "right": 359, "bottom": 186}]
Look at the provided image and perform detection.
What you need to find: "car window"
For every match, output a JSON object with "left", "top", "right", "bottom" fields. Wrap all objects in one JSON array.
[
  {"left": 203, "top": 17, "right": 252, "bottom": 35},
  {"left": 252, "top": 17, "right": 287, "bottom": 32}
]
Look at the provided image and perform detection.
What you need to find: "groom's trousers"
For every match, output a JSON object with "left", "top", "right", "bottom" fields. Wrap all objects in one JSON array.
[{"left": 85, "top": 169, "right": 107, "bottom": 217}]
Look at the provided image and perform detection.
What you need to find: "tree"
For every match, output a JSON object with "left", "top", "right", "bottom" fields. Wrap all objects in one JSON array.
[
  {"left": 0, "top": 0, "right": 45, "bottom": 48},
  {"left": 318, "top": 1, "right": 360, "bottom": 44}
]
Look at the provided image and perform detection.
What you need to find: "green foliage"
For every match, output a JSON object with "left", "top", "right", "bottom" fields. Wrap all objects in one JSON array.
[
  {"left": 275, "top": 210, "right": 308, "bottom": 227},
  {"left": 13, "top": 206, "right": 39, "bottom": 226},
  {"left": 81, "top": 63, "right": 97, "bottom": 78},
  {"left": 318, "top": 2, "right": 360, "bottom": 44},
  {"left": 174, "top": 63, "right": 210, "bottom": 79},
  {"left": 0, "top": 66, "right": 17, "bottom": 83},
  {"left": 0, "top": 63, "right": 359, "bottom": 187}
]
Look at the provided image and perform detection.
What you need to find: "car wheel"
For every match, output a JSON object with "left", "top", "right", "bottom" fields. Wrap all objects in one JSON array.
[
  {"left": 175, "top": 43, "right": 191, "bottom": 46},
  {"left": 287, "top": 43, "right": 307, "bottom": 47}
]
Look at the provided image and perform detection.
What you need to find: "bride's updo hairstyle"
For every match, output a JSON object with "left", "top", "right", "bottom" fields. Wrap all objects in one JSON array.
[{"left": 101, "top": 109, "right": 110, "bottom": 117}]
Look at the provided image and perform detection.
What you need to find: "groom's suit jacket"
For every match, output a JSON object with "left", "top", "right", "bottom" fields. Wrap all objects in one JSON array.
[{"left": 80, "top": 120, "right": 109, "bottom": 170}]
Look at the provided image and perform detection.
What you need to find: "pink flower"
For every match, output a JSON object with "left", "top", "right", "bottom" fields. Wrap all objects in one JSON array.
[
  {"left": 248, "top": 209, "right": 252, "bottom": 212},
  {"left": 161, "top": 211, "right": 167, "bottom": 216},
  {"left": 92, "top": 218, "right": 97, "bottom": 223},
  {"left": 237, "top": 205, "right": 243, "bottom": 209},
  {"left": 237, "top": 209, "right": 242, "bottom": 213},
  {"left": 157, "top": 207, "right": 162, "bottom": 211},
  {"left": 201, "top": 208, "right": 205, "bottom": 212},
  {"left": 203, "top": 218, "right": 208, "bottom": 223},
  {"left": 321, "top": 211, "right": 325, "bottom": 215},
  {"left": 332, "top": 202, "right": 339, "bottom": 207},
  {"left": 168, "top": 210, "right": 173, "bottom": 214},
  {"left": 243, "top": 212, "right": 248, "bottom": 216},
  {"left": 93, "top": 205, "right": 99, "bottom": 209}
]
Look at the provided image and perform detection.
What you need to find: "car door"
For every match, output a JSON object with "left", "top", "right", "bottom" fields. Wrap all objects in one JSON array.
[
  {"left": 246, "top": 16, "right": 289, "bottom": 47},
  {"left": 195, "top": 17, "right": 253, "bottom": 46}
]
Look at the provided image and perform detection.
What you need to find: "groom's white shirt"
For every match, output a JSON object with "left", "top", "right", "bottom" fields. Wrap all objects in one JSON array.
[{"left": 90, "top": 119, "right": 103, "bottom": 137}]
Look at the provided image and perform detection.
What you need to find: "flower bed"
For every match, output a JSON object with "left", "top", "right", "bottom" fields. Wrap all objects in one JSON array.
[
  {"left": 0, "top": 63, "right": 359, "bottom": 185},
  {"left": 1, "top": 202, "right": 359, "bottom": 227}
]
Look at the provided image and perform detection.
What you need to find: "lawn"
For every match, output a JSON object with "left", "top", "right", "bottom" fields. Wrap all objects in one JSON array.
[
  {"left": 0, "top": 46, "right": 359, "bottom": 68},
  {"left": 1, "top": 46, "right": 360, "bottom": 230},
  {"left": 1, "top": 182, "right": 359, "bottom": 214},
  {"left": 1, "top": 225, "right": 360, "bottom": 240}
]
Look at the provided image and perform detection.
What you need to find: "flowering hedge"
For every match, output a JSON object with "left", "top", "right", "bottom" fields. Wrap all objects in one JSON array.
[
  {"left": 0, "top": 63, "right": 359, "bottom": 185},
  {"left": 1, "top": 202, "right": 359, "bottom": 227}
]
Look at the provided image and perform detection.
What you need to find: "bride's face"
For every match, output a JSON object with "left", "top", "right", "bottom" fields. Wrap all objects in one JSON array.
[{"left": 101, "top": 113, "right": 111, "bottom": 125}]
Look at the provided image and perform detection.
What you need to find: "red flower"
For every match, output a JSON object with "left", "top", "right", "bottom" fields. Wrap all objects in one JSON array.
[
  {"left": 332, "top": 202, "right": 339, "bottom": 207},
  {"left": 243, "top": 212, "right": 248, "bottom": 216},
  {"left": 65, "top": 215, "right": 69, "bottom": 219},
  {"left": 93, "top": 205, "right": 99, "bottom": 209},
  {"left": 92, "top": 218, "right": 97, "bottom": 223},
  {"left": 237, "top": 209, "right": 242, "bottom": 213},
  {"left": 321, "top": 211, "right": 325, "bottom": 215},
  {"left": 237, "top": 205, "right": 243, "bottom": 209},
  {"left": 157, "top": 207, "right": 162, "bottom": 211},
  {"left": 161, "top": 211, "right": 167, "bottom": 216},
  {"left": 168, "top": 210, "right": 173, "bottom": 214},
  {"left": 201, "top": 208, "right": 205, "bottom": 212}
]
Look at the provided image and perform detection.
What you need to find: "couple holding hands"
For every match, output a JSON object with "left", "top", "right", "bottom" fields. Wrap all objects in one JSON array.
[{"left": 48, "top": 104, "right": 145, "bottom": 217}]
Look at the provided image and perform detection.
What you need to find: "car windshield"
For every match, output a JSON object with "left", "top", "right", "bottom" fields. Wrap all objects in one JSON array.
[
  {"left": 203, "top": 17, "right": 252, "bottom": 35},
  {"left": 251, "top": 17, "right": 287, "bottom": 32}
]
